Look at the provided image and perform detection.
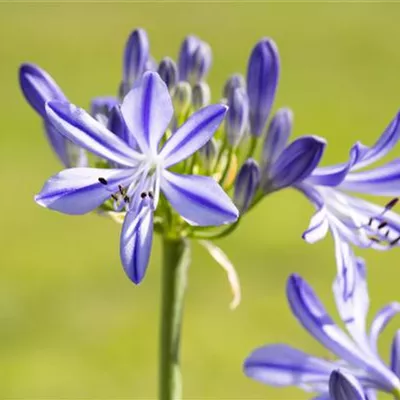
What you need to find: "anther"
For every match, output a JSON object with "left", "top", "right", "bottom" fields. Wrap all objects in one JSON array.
[
  {"left": 369, "top": 236, "right": 381, "bottom": 243},
  {"left": 378, "top": 221, "right": 388, "bottom": 229},
  {"left": 385, "top": 198, "right": 399, "bottom": 211},
  {"left": 118, "top": 185, "right": 125, "bottom": 195},
  {"left": 124, "top": 195, "right": 130, "bottom": 203},
  {"left": 111, "top": 194, "right": 118, "bottom": 201},
  {"left": 98, "top": 177, "right": 108, "bottom": 185},
  {"left": 148, "top": 191, "right": 154, "bottom": 199},
  {"left": 390, "top": 236, "right": 400, "bottom": 246},
  {"left": 368, "top": 217, "right": 373, "bottom": 226},
  {"left": 385, "top": 229, "right": 390, "bottom": 238},
  {"left": 140, "top": 192, "right": 147, "bottom": 199}
]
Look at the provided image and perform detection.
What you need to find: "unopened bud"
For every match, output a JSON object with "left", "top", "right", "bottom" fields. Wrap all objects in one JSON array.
[
  {"left": 225, "top": 88, "right": 249, "bottom": 148},
  {"left": 223, "top": 73, "right": 245, "bottom": 99},
  {"left": 192, "top": 82, "right": 211, "bottom": 110},
  {"left": 234, "top": 158, "right": 260, "bottom": 213},
  {"left": 172, "top": 82, "right": 192, "bottom": 115},
  {"left": 158, "top": 57, "right": 178, "bottom": 91}
]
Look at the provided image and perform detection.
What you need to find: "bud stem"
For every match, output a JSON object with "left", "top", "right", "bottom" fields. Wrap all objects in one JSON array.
[{"left": 159, "top": 237, "right": 190, "bottom": 400}]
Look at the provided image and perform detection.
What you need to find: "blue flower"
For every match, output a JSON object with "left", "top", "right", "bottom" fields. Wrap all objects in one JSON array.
[
  {"left": 329, "top": 370, "right": 366, "bottom": 400},
  {"left": 298, "top": 112, "right": 400, "bottom": 250},
  {"left": 35, "top": 71, "right": 238, "bottom": 284},
  {"left": 19, "top": 63, "right": 87, "bottom": 167},
  {"left": 243, "top": 243, "right": 400, "bottom": 398}
]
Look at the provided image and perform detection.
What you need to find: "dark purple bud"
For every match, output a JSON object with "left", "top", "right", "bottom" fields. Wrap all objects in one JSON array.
[
  {"left": 19, "top": 63, "right": 66, "bottom": 118},
  {"left": 246, "top": 38, "right": 280, "bottom": 136},
  {"left": 223, "top": 73, "right": 245, "bottom": 99},
  {"left": 199, "top": 138, "right": 218, "bottom": 171},
  {"left": 262, "top": 108, "right": 293, "bottom": 167},
  {"left": 122, "top": 28, "right": 149, "bottom": 88},
  {"left": 157, "top": 57, "right": 178, "bottom": 91},
  {"left": 90, "top": 96, "right": 119, "bottom": 120},
  {"left": 329, "top": 370, "right": 366, "bottom": 400},
  {"left": 226, "top": 87, "right": 249, "bottom": 148},
  {"left": 192, "top": 82, "right": 211, "bottom": 110},
  {"left": 107, "top": 105, "right": 135, "bottom": 147},
  {"left": 234, "top": 158, "right": 260, "bottom": 213},
  {"left": 178, "top": 36, "right": 212, "bottom": 84}
]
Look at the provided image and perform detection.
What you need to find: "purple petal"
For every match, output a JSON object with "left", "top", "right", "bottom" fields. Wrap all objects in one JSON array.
[
  {"left": 351, "top": 112, "right": 400, "bottom": 171},
  {"left": 35, "top": 168, "right": 134, "bottom": 215},
  {"left": 339, "top": 159, "right": 400, "bottom": 196},
  {"left": 161, "top": 170, "right": 238, "bottom": 226},
  {"left": 120, "top": 71, "right": 173, "bottom": 155},
  {"left": 369, "top": 302, "right": 400, "bottom": 353},
  {"left": 246, "top": 38, "right": 280, "bottom": 136},
  {"left": 244, "top": 344, "right": 333, "bottom": 388},
  {"left": 123, "top": 28, "right": 149, "bottom": 87},
  {"left": 269, "top": 136, "right": 326, "bottom": 189},
  {"left": 120, "top": 207, "right": 153, "bottom": 284},
  {"left": 307, "top": 145, "right": 359, "bottom": 187},
  {"left": 160, "top": 104, "right": 227, "bottom": 168},
  {"left": 288, "top": 274, "right": 374, "bottom": 373},
  {"left": 329, "top": 370, "right": 366, "bottom": 400},
  {"left": 19, "top": 63, "right": 66, "bottom": 118},
  {"left": 46, "top": 101, "right": 140, "bottom": 167},
  {"left": 262, "top": 108, "right": 293, "bottom": 167},
  {"left": 391, "top": 330, "right": 400, "bottom": 378}
]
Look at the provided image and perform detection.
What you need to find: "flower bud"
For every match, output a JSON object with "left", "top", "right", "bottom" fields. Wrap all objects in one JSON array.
[
  {"left": 172, "top": 82, "right": 192, "bottom": 115},
  {"left": 157, "top": 57, "right": 178, "bottom": 91},
  {"left": 246, "top": 38, "right": 280, "bottom": 136},
  {"left": 234, "top": 158, "right": 260, "bottom": 213},
  {"left": 329, "top": 370, "right": 366, "bottom": 400},
  {"left": 192, "top": 82, "right": 211, "bottom": 110},
  {"left": 19, "top": 63, "right": 66, "bottom": 118},
  {"left": 121, "top": 28, "right": 149, "bottom": 96},
  {"left": 90, "top": 96, "right": 119, "bottom": 120},
  {"left": 225, "top": 88, "right": 249, "bottom": 148},
  {"left": 262, "top": 107, "right": 293, "bottom": 167},
  {"left": 199, "top": 138, "right": 218, "bottom": 172},
  {"left": 223, "top": 73, "right": 245, "bottom": 99},
  {"left": 178, "top": 36, "right": 212, "bottom": 84}
]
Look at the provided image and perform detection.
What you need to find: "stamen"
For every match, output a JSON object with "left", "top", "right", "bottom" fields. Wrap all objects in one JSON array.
[
  {"left": 111, "top": 194, "right": 118, "bottom": 201},
  {"left": 378, "top": 221, "right": 388, "bottom": 229},
  {"left": 140, "top": 192, "right": 147, "bottom": 199},
  {"left": 148, "top": 191, "right": 154, "bottom": 199},
  {"left": 368, "top": 236, "right": 381, "bottom": 243},
  {"left": 368, "top": 217, "right": 373, "bottom": 226},
  {"left": 390, "top": 236, "right": 400, "bottom": 246},
  {"left": 98, "top": 177, "right": 108, "bottom": 185},
  {"left": 118, "top": 185, "right": 125, "bottom": 195},
  {"left": 385, "top": 229, "right": 390, "bottom": 238},
  {"left": 124, "top": 195, "right": 130, "bottom": 203}
]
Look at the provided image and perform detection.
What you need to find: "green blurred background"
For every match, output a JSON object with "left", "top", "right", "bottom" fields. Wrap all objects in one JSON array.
[{"left": 1, "top": 2, "right": 400, "bottom": 398}]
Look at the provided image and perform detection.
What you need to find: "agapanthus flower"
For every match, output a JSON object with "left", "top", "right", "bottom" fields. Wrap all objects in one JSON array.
[
  {"left": 329, "top": 370, "right": 366, "bottom": 400},
  {"left": 35, "top": 71, "right": 238, "bottom": 284},
  {"left": 243, "top": 242, "right": 400, "bottom": 399},
  {"left": 298, "top": 111, "right": 400, "bottom": 252}
]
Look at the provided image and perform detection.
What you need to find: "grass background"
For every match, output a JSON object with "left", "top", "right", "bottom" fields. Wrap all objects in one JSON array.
[{"left": 1, "top": 2, "right": 400, "bottom": 398}]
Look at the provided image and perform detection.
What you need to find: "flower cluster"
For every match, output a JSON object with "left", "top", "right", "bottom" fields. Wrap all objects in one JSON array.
[{"left": 20, "top": 27, "right": 400, "bottom": 399}]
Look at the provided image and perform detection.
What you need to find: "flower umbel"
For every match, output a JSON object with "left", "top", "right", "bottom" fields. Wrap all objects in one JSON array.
[
  {"left": 35, "top": 71, "right": 238, "bottom": 284},
  {"left": 243, "top": 244, "right": 400, "bottom": 398}
]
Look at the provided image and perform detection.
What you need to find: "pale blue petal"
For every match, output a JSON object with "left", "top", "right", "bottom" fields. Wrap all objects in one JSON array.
[
  {"left": 340, "top": 159, "right": 400, "bottom": 196},
  {"left": 35, "top": 168, "right": 134, "bottom": 214},
  {"left": 244, "top": 344, "right": 334, "bottom": 388},
  {"left": 296, "top": 183, "right": 329, "bottom": 244},
  {"left": 351, "top": 112, "right": 400, "bottom": 171},
  {"left": 19, "top": 63, "right": 66, "bottom": 118},
  {"left": 160, "top": 104, "right": 227, "bottom": 168},
  {"left": 161, "top": 170, "right": 238, "bottom": 226},
  {"left": 120, "top": 207, "right": 153, "bottom": 284},
  {"left": 120, "top": 71, "right": 173, "bottom": 155},
  {"left": 269, "top": 136, "right": 326, "bottom": 189},
  {"left": 369, "top": 302, "right": 400, "bottom": 353},
  {"left": 46, "top": 101, "right": 141, "bottom": 167},
  {"left": 329, "top": 370, "right": 366, "bottom": 400},
  {"left": 391, "top": 330, "right": 400, "bottom": 378},
  {"left": 107, "top": 105, "right": 136, "bottom": 148}
]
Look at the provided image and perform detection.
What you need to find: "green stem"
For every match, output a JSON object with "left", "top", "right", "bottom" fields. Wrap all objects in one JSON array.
[{"left": 159, "top": 237, "right": 190, "bottom": 400}]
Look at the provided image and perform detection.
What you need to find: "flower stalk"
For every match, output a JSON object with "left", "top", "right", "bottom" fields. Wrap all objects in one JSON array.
[{"left": 159, "top": 237, "right": 190, "bottom": 400}]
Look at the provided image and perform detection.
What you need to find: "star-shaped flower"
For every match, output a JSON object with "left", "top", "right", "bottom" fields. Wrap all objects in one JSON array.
[{"left": 35, "top": 71, "right": 238, "bottom": 284}]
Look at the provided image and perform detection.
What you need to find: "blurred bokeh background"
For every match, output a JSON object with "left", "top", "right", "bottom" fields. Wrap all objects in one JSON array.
[{"left": 1, "top": 2, "right": 400, "bottom": 398}]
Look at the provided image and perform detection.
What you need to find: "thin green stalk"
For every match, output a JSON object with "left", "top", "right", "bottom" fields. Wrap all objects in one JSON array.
[{"left": 159, "top": 237, "right": 190, "bottom": 400}]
